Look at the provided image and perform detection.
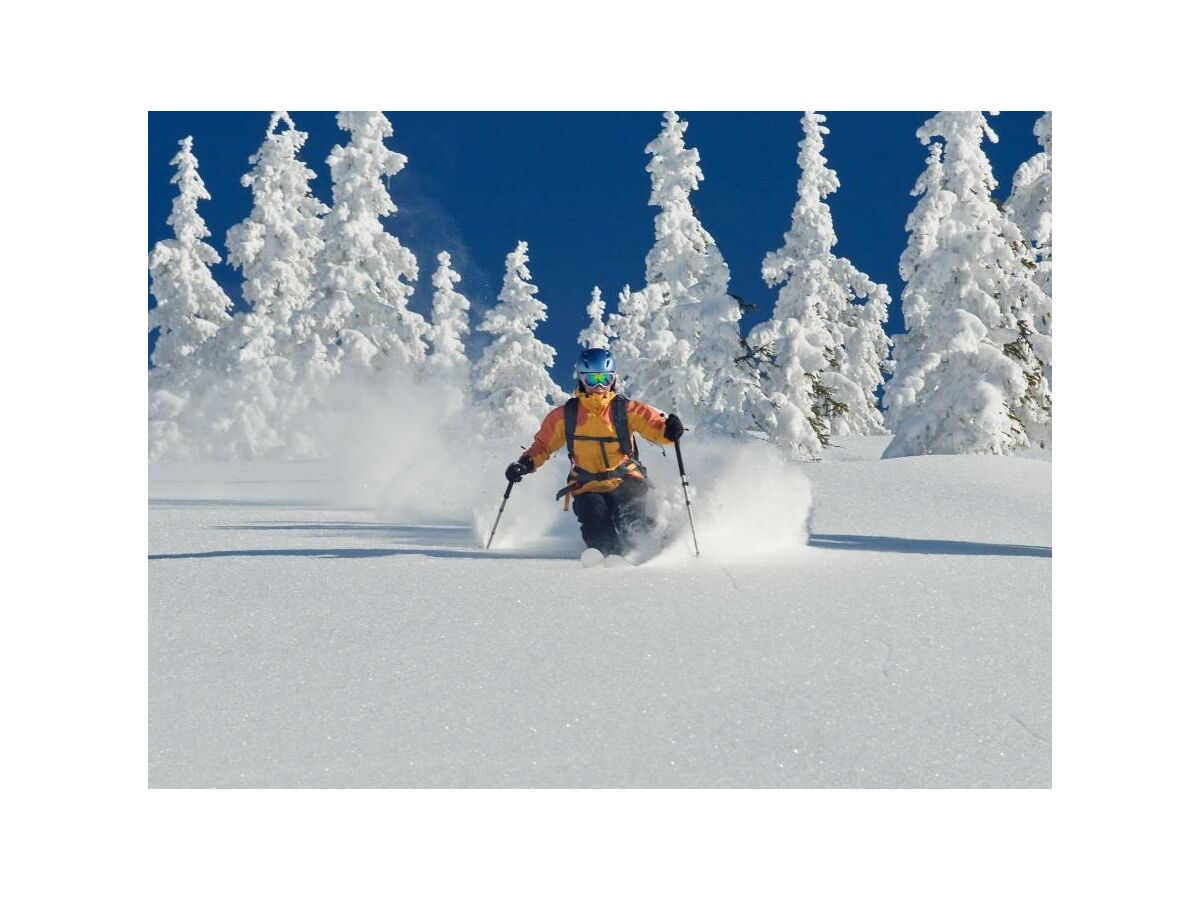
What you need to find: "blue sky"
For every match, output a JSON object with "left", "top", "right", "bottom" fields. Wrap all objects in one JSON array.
[{"left": 148, "top": 111, "right": 1042, "bottom": 385}]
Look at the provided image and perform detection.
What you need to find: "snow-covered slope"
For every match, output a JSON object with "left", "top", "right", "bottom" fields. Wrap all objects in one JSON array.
[{"left": 149, "top": 436, "right": 1050, "bottom": 787}]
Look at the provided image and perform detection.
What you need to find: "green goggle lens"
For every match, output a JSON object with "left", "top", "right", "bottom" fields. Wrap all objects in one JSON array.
[{"left": 582, "top": 372, "right": 614, "bottom": 387}]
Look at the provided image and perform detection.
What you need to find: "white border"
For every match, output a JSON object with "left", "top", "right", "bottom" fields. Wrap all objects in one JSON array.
[{"left": 9, "top": 0, "right": 1191, "bottom": 896}]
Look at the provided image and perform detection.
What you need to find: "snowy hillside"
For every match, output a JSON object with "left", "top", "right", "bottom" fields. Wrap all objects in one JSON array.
[{"left": 149, "top": 436, "right": 1049, "bottom": 787}]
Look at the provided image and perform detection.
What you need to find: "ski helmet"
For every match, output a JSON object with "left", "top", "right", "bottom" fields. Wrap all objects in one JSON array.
[{"left": 574, "top": 347, "right": 617, "bottom": 389}]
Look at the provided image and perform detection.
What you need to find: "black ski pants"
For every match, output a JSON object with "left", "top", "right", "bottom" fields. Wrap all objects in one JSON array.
[{"left": 572, "top": 479, "right": 653, "bottom": 556}]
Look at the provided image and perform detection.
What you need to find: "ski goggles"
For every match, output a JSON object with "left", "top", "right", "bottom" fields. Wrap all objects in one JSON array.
[{"left": 580, "top": 371, "right": 615, "bottom": 388}]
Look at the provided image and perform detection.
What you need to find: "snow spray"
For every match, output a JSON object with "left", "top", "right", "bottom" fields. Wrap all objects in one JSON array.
[{"left": 645, "top": 437, "right": 812, "bottom": 566}]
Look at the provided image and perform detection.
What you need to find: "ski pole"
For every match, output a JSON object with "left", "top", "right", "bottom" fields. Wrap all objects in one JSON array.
[
  {"left": 485, "top": 480, "right": 515, "bottom": 550},
  {"left": 673, "top": 439, "right": 700, "bottom": 557}
]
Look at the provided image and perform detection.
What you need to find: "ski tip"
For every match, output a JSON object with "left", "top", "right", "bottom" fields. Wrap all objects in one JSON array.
[{"left": 580, "top": 548, "right": 605, "bottom": 568}]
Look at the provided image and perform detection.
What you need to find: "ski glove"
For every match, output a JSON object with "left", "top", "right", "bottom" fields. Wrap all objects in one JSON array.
[
  {"left": 506, "top": 456, "right": 535, "bottom": 483},
  {"left": 665, "top": 414, "right": 685, "bottom": 442}
]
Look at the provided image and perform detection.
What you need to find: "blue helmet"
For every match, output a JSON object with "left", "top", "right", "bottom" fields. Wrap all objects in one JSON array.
[
  {"left": 574, "top": 348, "right": 617, "bottom": 389},
  {"left": 575, "top": 347, "right": 616, "bottom": 377}
]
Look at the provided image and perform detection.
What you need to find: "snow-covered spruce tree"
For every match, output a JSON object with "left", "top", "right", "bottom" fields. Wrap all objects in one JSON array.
[
  {"left": 149, "top": 136, "right": 233, "bottom": 374},
  {"left": 578, "top": 286, "right": 611, "bottom": 349},
  {"left": 839, "top": 276, "right": 892, "bottom": 432},
  {"left": 472, "top": 242, "right": 567, "bottom": 440},
  {"left": 606, "top": 284, "right": 650, "bottom": 394},
  {"left": 1006, "top": 112, "right": 1052, "bottom": 341},
  {"left": 883, "top": 112, "right": 1052, "bottom": 457},
  {"left": 694, "top": 286, "right": 777, "bottom": 437},
  {"left": 635, "top": 111, "right": 709, "bottom": 421},
  {"left": 148, "top": 136, "right": 234, "bottom": 459},
  {"left": 637, "top": 111, "right": 767, "bottom": 430},
  {"left": 753, "top": 112, "right": 892, "bottom": 457},
  {"left": 685, "top": 225, "right": 773, "bottom": 438},
  {"left": 309, "top": 111, "right": 430, "bottom": 378},
  {"left": 214, "top": 112, "right": 330, "bottom": 458},
  {"left": 427, "top": 250, "right": 472, "bottom": 380},
  {"left": 227, "top": 112, "right": 328, "bottom": 342},
  {"left": 1003, "top": 111, "right": 1053, "bottom": 436}
]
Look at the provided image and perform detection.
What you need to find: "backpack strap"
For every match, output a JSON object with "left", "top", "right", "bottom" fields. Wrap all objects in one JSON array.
[
  {"left": 564, "top": 397, "right": 579, "bottom": 462},
  {"left": 610, "top": 395, "right": 638, "bottom": 461}
]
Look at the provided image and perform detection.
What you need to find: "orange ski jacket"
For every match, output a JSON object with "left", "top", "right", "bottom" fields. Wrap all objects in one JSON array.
[{"left": 524, "top": 388, "right": 672, "bottom": 497}]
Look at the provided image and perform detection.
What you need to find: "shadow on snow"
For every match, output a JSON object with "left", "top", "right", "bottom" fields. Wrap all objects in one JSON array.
[
  {"left": 808, "top": 533, "right": 1051, "bottom": 558},
  {"left": 147, "top": 546, "right": 568, "bottom": 562},
  {"left": 149, "top": 522, "right": 576, "bottom": 562}
]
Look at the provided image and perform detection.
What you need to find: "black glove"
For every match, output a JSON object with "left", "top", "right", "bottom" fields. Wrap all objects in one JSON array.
[
  {"left": 505, "top": 456, "right": 535, "bottom": 483},
  {"left": 665, "top": 414, "right": 685, "bottom": 442}
]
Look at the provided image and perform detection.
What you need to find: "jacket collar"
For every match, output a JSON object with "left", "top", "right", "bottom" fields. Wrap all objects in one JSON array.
[{"left": 575, "top": 387, "right": 616, "bottom": 413}]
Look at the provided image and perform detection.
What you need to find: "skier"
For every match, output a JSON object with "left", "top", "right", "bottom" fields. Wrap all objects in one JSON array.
[{"left": 504, "top": 348, "right": 685, "bottom": 567}]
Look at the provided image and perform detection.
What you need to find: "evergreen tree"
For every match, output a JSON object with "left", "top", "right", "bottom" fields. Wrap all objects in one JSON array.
[
  {"left": 578, "top": 286, "right": 611, "bottom": 349},
  {"left": 638, "top": 111, "right": 752, "bottom": 425},
  {"left": 744, "top": 312, "right": 824, "bottom": 459},
  {"left": 754, "top": 112, "right": 892, "bottom": 455},
  {"left": 883, "top": 112, "right": 1051, "bottom": 457},
  {"left": 148, "top": 136, "right": 233, "bottom": 374},
  {"left": 688, "top": 229, "right": 772, "bottom": 437},
  {"left": 310, "top": 111, "right": 430, "bottom": 376},
  {"left": 606, "top": 284, "right": 650, "bottom": 395},
  {"left": 838, "top": 274, "right": 892, "bottom": 434},
  {"left": 148, "top": 136, "right": 234, "bottom": 460},
  {"left": 473, "top": 242, "right": 567, "bottom": 439},
  {"left": 1006, "top": 112, "right": 1052, "bottom": 375},
  {"left": 428, "top": 250, "right": 472, "bottom": 379},
  {"left": 217, "top": 112, "right": 329, "bottom": 458},
  {"left": 638, "top": 283, "right": 707, "bottom": 423},
  {"left": 226, "top": 112, "right": 328, "bottom": 342}
]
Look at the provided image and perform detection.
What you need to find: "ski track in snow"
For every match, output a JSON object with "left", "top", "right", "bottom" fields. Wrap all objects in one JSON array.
[{"left": 149, "top": 436, "right": 1050, "bottom": 788}]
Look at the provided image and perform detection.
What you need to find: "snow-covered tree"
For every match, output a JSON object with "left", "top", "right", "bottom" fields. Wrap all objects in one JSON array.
[
  {"left": 1006, "top": 112, "right": 1052, "bottom": 331},
  {"left": 213, "top": 112, "right": 330, "bottom": 457},
  {"left": 637, "top": 111, "right": 758, "bottom": 427},
  {"left": 473, "top": 242, "right": 567, "bottom": 439},
  {"left": 578, "top": 286, "right": 611, "bottom": 350},
  {"left": 743, "top": 310, "right": 823, "bottom": 458},
  {"left": 685, "top": 238, "right": 771, "bottom": 437},
  {"left": 839, "top": 277, "right": 892, "bottom": 433},
  {"left": 606, "top": 284, "right": 651, "bottom": 394},
  {"left": 1005, "top": 111, "right": 1053, "bottom": 445},
  {"left": 148, "top": 136, "right": 234, "bottom": 460},
  {"left": 753, "top": 112, "right": 892, "bottom": 457},
  {"left": 148, "top": 136, "right": 233, "bottom": 374},
  {"left": 309, "top": 111, "right": 430, "bottom": 376},
  {"left": 428, "top": 250, "right": 472, "bottom": 378},
  {"left": 883, "top": 112, "right": 1052, "bottom": 457},
  {"left": 227, "top": 112, "right": 328, "bottom": 341}
]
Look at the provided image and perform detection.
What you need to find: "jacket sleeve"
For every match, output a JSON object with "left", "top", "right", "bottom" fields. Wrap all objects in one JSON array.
[
  {"left": 627, "top": 399, "right": 671, "bottom": 446},
  {"left": 524, "top": 406, "right": 567, "bottom": 469}
]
